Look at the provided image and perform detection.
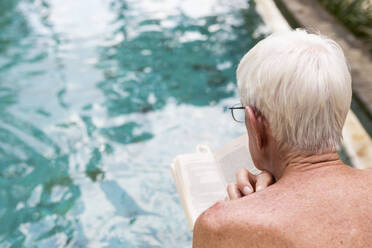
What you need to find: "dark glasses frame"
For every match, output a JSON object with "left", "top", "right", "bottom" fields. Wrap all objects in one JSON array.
[{"left": 228, "top": 104, "right": 245, "bottom": 123}]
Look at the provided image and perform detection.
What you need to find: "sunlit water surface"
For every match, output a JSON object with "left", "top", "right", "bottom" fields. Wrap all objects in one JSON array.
[{"left": 0, "top": 0, "right": 266, "bottom": 247}]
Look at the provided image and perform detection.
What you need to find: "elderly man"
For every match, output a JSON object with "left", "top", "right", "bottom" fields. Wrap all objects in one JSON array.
[{"left": 193, "top": 30, "right": 372, "bottom": 248}]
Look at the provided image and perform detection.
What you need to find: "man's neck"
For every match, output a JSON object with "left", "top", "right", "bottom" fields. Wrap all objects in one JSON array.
[{"left": 272, "top": 151, "right": 345, "bottom": 181}]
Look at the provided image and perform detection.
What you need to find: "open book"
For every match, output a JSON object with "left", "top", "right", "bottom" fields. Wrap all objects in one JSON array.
[{"left": 170, "top": 134, "right": 260, "bottom": 231}]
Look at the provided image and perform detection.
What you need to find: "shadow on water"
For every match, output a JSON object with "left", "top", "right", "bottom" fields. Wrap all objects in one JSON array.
[{"left": 99, "top": 180, "right": 157, "bottom": 222}]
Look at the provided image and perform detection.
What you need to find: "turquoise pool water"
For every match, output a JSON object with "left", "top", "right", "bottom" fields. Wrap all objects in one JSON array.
[{"left": 0, "top": 0, "right": 266, "bottom": 247}]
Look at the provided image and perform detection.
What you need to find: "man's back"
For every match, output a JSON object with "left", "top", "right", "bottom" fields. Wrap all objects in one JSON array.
[
  {"left": 196, "top": 166, "right": 372, "bottom": 248},
  {"left": 271, "top": 167, "right": 372, "bottom": 247}
]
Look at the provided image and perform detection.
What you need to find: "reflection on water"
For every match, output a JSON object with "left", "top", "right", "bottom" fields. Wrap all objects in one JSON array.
[{"left": 0, "top": 0, "right": 265, "bottom": 246}]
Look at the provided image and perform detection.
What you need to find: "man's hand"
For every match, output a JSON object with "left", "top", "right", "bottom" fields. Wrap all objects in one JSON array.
[{"left": 227, "top": 169, "right": 274, "bottom": 200}]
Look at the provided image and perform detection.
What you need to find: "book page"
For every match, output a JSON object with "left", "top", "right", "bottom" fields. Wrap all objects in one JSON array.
[
  {"left": 171, "top": 162, "right": 192, "bottom": 227},
  {"left": 174, "top": 151, "right": 226, "bottom": 229},
  {"left": 214, "top": 134, "right": 260, "bottom": 184}
]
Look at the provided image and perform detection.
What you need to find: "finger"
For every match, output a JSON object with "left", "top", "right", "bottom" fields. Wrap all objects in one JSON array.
[
  {"left": 236, "top": 168, "right": 254, "bottom": 195},
  {"left": 255, "top": 171, "right": 275, "bottom": 192},
  {"left": 227, "top": 183, "right": 243, "bottom": 200}
]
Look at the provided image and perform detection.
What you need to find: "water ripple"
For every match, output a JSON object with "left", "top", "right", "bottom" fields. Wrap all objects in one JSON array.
[{"left": 0, "top": 0, "right": 266, "bottom": 246}]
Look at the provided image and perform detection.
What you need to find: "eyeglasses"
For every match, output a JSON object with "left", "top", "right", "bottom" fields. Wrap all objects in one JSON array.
[{"left": 228, "top": 103, "right": 245, "bottom": 123}]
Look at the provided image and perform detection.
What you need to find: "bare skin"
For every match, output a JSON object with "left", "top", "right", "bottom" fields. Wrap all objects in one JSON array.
[{"left": 193, "top": 106, "right": 372, "bottom": 248}]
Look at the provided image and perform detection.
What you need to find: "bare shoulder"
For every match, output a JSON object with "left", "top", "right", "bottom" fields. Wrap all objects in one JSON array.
[
  {"left": 193, "top": 194, "right": 291, "bottom": 248},
  {"left": 348, "top": 168, "right": 372, "bottom": 193},
  {"left": 193, "top": 168, "right": 372, "bottom": 248},
  {"left": 357, "top": 168, "right": 372, "bottom": 181}
]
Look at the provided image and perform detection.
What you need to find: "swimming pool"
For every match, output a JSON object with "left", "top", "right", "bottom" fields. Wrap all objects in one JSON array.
[{"left": 0, "top": 0, "right": 266, "bottom": 246}]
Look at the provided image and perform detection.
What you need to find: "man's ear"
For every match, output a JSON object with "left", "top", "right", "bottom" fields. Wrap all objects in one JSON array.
[{"left": 245, "top": 106, "right": 266, "bottom": 149}]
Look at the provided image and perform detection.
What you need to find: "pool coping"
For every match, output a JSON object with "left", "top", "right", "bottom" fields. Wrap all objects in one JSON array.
[
  {"left": 253, "top": 0, "right": 372, "bottom": 170},
  {"left": 275, "top": 0, "right": 372, "bottom": 116}
]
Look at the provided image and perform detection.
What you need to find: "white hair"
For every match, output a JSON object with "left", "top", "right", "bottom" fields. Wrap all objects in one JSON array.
[{"left": 237, "top": 29, "right": 352, "bottom": 153}]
